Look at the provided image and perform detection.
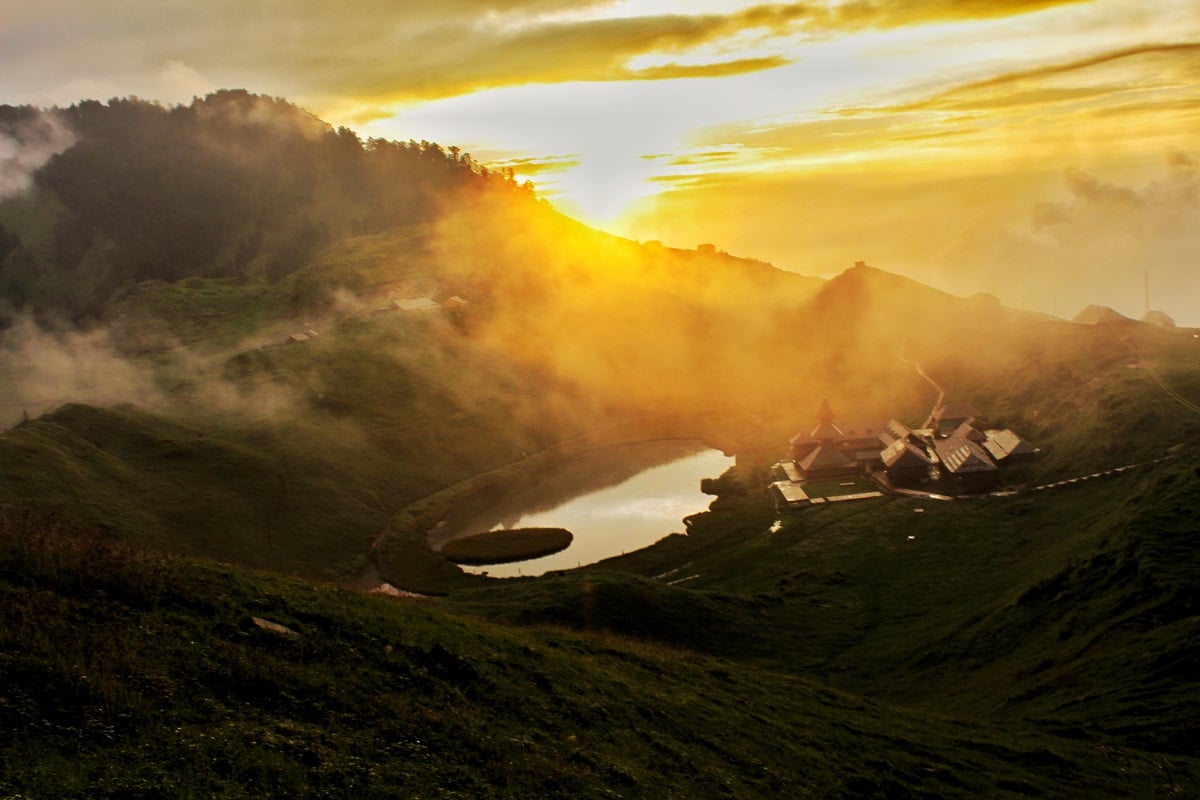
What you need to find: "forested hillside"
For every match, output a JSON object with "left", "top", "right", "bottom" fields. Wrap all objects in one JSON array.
[{"left": 0, "top": 90, "right": 529, "bottom": 318}]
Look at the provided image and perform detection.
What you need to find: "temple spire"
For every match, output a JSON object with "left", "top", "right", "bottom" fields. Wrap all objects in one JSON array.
[
  {"left": 816, "top": 397, "right": 834, "bottom": 427},
  {"left": 811, "top": 398, "right": 842, "bottom": 440}
]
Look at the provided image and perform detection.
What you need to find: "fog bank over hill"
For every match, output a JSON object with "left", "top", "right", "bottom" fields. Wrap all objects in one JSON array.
[
  {"left": 0, "top": 108, "right": 75, "bottom": 200},
  {"left": 625, "top": 151, "right": 1200, "bottom": 328},
  {"left": 1, "top": 90, "right": 1193, "bottom": 443},
  {"left": 936, "top": 154, "right": 1200, "bottom": 326}
]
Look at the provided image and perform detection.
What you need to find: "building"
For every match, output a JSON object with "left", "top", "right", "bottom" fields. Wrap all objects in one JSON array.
[
  {"left": 776, "top": 396, "right": 1036, "bottom": 500},
  {"left": 879, "top": 419, "right": 923, "bottom": 448},
  {"left": 934, "top": 435, "right": 999, "bottom": 490},
  {"left": 982, "top": 429, "right": 1039, "bottom": 464},
  {"left": 881, "top": 438, "right": 934, "bottom": 485},
  {"left": 1141, "top": 310, "right": 1175, "bottom": 328},
  {"left": 788, "top": 398, "right": 884, "bottom": 479},
  {"left": 770, "top": 480, "right": 811, "bottom": 510},
  {"left": 929, "top": 402, "right": 983, "bottom": 438},
  {"left": 392, "top": 297, "right": 442, "bottom": 312},
  {"left": 950, "top": 419, "right": 987, "bottom": 444}
]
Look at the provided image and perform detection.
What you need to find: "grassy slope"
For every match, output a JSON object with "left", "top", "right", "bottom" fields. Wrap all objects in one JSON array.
[
  {"left": 3, "top": 206, "right": 1200, "bottom": 796},
  {"left": 0, "top": 214, "right": 825, "bottom": 582},
  {"left": 0, "top": 231, "right": 597, "bottom": 582},
  {"left": 0, "top": 509, "right": 1190, "bottom": 799},
  {"left": 0, "top": 303, "right": 592, "bottom": 579},
  {"left": 444, "top": 322, "right": 1200, "bottom": 791}
]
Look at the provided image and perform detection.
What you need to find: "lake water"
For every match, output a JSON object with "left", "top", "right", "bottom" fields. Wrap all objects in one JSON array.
[{"left": 431, "top": 440, "right": 733, "bottom": 578}]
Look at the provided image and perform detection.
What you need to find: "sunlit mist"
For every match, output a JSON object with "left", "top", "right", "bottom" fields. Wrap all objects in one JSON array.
[{"left": 1, "top": 0, "right": 1198, "bottom": 321}]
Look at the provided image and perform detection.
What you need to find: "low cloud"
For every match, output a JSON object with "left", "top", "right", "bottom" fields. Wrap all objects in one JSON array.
[
  {"left": 0, "top": 313, "right": 314, "bottom": 429},
  {"left": 0, "top": 316, "right": 155, "bottom": 425},
  {"left": 941, "top": 152, "right": 1200, "bottom": 323},
  {"left": 0, "top": 109, "right": 75, "bottom": 200}
]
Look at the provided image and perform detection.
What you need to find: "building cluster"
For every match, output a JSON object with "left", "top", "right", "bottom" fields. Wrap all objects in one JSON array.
[{"left": 771, "top": 398, "right": 1038, "bottom": 507}]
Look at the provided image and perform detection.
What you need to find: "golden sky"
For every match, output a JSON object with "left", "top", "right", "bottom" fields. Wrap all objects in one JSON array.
[{"left": 2, "top": 0, "right": 1199, "bottom": 322}]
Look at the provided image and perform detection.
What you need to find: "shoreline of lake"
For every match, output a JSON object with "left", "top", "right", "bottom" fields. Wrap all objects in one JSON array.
[{"left": 428, "top": 440, "right": 732, "bottom": 578}]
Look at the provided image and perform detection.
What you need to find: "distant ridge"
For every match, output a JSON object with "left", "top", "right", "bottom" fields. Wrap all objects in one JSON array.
[
  {"left": 1142, "top": 309, "right": 1176, "bottom": 328},
  {"left": 1072, "top": 304, "right": 1136, "bottom": 325}
]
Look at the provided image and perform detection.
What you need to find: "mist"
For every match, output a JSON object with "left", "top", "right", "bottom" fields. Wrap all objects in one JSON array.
[
  {"left": 939, "top": 151, "right": 1200, "bottom": 325},
  {"left": 0, "top": 312, "right": 315, "bottom": 430},
  {"left": 429, "top": 185, "right": 934, "bottom": 440},
  {"left": 0, "top": 316, "right": 156, "bottom": 426},
  {"left": 0, "top": 108, "right": 75, "bottom": 201}
]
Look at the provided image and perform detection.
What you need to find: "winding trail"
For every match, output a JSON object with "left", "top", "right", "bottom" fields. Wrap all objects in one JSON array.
[
  {"left": 898, "top": 338, "right": 945, "bottom": 427},
  {"left": 1107, "top": 328, "right": 1200, "bottom": 415}
]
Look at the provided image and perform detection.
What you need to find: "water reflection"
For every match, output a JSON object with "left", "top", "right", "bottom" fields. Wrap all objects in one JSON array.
[{"left": 431, "top": 440, "right": 732, "bottom": 578}]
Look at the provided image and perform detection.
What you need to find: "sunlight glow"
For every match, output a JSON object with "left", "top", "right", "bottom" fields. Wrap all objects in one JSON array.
[
  {"left": 327, "top": 0, "right": 1200, "bottom": 321},
  {"left": 358, "top": 1, "right": 1200, "bottom": 235}
]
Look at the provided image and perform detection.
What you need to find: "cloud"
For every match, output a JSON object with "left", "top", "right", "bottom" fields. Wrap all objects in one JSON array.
[
  {"left": 915, "top": 42, "right": 1200, "bottom": 110},
  {"left": 294, "top": 8, "right": 807, "bottom": 102},
  {"left": 494, "top": 154, "right": 582, "bottom": 177},
  {"left": 1166, "top": 147, "right": 1195, "bottom": 168},
  {"left": 0, "top": 309, "right": 314, "bottom": 429},
  {"left": 820, "top": 0, "right": 1093, "bottom": 31},
  {"left": 0, "top": 0, "right": 1103, "bottom": 112},
  {"left": 938, "top": 152, "right": 1200, "bottom": 323},
  {"left": 674, "top": 34, "right": 1200, "bottom": 181},
  {"left": 625, "top": 55, "right": 790, "bottom": 81},
  {"left": 0, "top": 109, "right": 76, "bottom": 201},
  {"left": 0, "top": 316, "right": 156, "bottom": 426},
  {"left": 152, "top": 59, "right": 215, "bottom": 103}
]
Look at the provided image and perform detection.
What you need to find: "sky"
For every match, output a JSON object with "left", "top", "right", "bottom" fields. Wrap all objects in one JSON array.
[{"left": 2, "top": 0, "right": 1199, "bottom": 323}]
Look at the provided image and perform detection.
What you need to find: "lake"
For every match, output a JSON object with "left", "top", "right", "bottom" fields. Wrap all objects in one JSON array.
[{"left": 429, "top": 440, "right": 733, "bottom": 578}]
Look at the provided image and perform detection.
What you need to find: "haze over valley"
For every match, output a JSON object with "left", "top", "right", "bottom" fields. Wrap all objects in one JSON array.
[{"left": 1, "top": 2, "right": 1199, "bottom": 797}]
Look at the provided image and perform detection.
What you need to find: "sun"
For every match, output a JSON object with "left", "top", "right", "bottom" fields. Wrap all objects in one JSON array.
[{"left": 532, "top": 152, "right": 662, "bottom": 231}]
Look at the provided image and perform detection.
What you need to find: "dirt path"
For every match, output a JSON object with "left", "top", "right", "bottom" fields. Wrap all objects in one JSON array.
[
  {"left": 898, "top": 339, "right": 945, "bottom": 427},
  {"left": 1106, "top": 327, "right": 1200, "bottom": 415}
]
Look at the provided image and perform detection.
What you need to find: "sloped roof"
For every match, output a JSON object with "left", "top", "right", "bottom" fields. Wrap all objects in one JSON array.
[
  {"left": 880, "top": 419, "right": 911, "bottom": 445},
  {"left": 393, "top": 297, "right": 441, "bottom": 312},
  {"left": 789, "top": 436, "right": 821, "bottom": 464},
  {"left": 772, "top": 481, "right": 810, "bottom": 505},
  {"left": 838, "top": 420, "right": 887, "bottom": 441},
  {"left": 798, "top": 443, "right": 853, "bottom": 473},
  {"left": 934, "top": 436, "right": 997, "bottom": 474},
  {"left": 1142, "top": 309, "right": 1175, "bottom": 328},
  {"left": 1073, "top": 304, "right": 1134, "bottom": 325},
  {"left": 779, "top": 461, "right": 804, "bottom": 482},
  {"left": 952, "top": 420, "right": 987, "bottom": 443},
  {"left": 983, "top": 429, "right": 1039, "bottom": 461},
  {"left": 881, "top": 438, "right": 932, "bottom": 470},
  {"left": 810, "top": 422, "right": 844, "bottom": 440},
  {"left": 809, "top": 397, "right": 843, "bottom": 440},
  {"left": 934, "top": 402, "right": 981, "bottom": 422},
  {"left": 816, "top": 397, "right": 835, "bottom": 424}
]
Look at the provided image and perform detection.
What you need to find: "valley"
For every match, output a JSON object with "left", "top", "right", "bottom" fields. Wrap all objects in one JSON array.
[{"left": 0, "top": 92, "right": 1198, "bottom": 798}]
